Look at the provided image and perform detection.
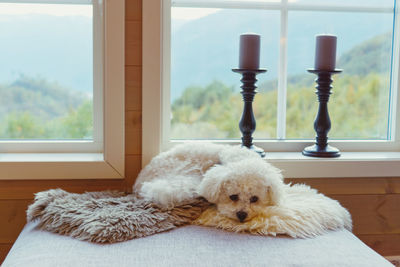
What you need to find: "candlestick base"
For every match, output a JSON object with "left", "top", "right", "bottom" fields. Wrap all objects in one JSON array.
[
  {"left": 302, "top": 144, "right": 340, "bottom": 158},
  {"left": 244, "top": 144, "right": 266, "bottom": 158}
]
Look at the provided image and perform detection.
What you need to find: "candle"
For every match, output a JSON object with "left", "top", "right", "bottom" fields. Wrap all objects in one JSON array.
[
  {"left": 314, "top": 34, "right": 337, "bottom": 70},
  {"left": 239, "top": 33, "right": 260, "bottom": 69}
]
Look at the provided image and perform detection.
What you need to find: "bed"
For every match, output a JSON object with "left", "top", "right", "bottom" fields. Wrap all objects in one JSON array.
[{"left": 3, "top": 222, "right": 393, "bottom": 267}]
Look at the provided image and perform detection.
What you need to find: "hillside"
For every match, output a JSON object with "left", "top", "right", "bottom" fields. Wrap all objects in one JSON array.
[{"left": 0, "top": 76, "right": 92, "bottom": 139}]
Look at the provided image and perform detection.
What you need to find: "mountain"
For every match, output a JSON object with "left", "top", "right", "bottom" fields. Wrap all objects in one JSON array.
[{"left": 171, "top": 9, "right": 393, "bottom": 99}]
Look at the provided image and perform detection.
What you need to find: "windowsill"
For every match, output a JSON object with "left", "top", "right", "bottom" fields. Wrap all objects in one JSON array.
[
  {"left": 165, "top": 141, "right": 400, "bottom": 178},
  {"left": 266, "top": 152, "right": 400, "bottom": 178},
  {"left": 0, "top": 153, "right": 124, "bottom": 180},
  {"left": 0, "top": 153, "right": 104, "bottom": 162}
]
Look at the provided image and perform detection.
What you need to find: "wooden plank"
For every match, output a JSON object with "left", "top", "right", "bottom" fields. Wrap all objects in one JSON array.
[
  {"left": 125, "top": 111, "right": 142, "bottom": 155},
  {"left": 358, "top": 234, "right": 400, "bottom": 256},
  {"left": 0, "top": 180, "right": 127, "bottom": 200},
  {"left": 287, "top": 177, "right": 400, "bottom": 195},
  {"left": 0, "top": 243, "right": 13, "bottom": 265},
  {"left": 126, "top": 129, "right": 142, "bottom": 155},
  {"left": 0, "top": 200, "right": 30, "bottom": 243},
  {"left": 125, "top": 155, "right": 142, "bottom": 191},
  {"left": 126, "top": 0, "right": 142, "bottom": 22},
  {"left": 125, "top": 20, "right": 142, "bottom": 66},
  {"left": 125, "top": 66, "right": 142, "bottom": 111},
  {"left": 331, "top": 194, "right": 400, "bottom": 235},
  {"left": 126, "top": 21, "right": 141, "bottom": 47},
  {"left": 126, "top": 44, "right": 142, "bottom": 66}
]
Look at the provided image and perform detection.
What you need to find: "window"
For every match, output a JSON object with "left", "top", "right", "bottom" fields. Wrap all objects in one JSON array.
[
  {"left": 143, "top": 0, "right": 400, "bottom": 177},
  {"left": 0, "top": 0, "right": 124, "bottom": 179}
]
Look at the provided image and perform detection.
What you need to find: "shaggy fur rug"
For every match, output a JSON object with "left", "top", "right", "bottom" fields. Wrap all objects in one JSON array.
[{"left": 27, "top": 189, "right": 210, "bottom": 243}]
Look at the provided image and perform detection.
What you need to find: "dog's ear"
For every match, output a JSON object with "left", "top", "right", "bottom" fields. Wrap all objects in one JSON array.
[
  {"left": 197, "top": 164, "right": 227, "bottom": 203},
  {"left": 261, "top": 164, "right": 284, "bottom": 206}
]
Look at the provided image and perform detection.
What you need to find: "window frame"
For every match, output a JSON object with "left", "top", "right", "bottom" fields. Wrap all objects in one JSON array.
[
  {"left": 143, "top": 0, "right": 400, "bottom": 178},
  {"left": 0, "top": 0, "right": 125, "bottom": 180}
]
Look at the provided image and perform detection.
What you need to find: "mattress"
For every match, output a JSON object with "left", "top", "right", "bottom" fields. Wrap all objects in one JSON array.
[{"left": 3, "top": 222, "right": 393, "bottom": 267}]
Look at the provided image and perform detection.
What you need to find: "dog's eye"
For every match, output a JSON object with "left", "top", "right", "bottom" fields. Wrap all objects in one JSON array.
[
  {"left": 250, "top": 196, "right": 259, "bottom": 203},
  {"left": 229, "top": 194, "right": 239, "bottom": 201}
]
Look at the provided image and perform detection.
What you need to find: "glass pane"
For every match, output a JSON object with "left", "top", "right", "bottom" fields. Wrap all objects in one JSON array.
[
  {"left": 286, "top": 11, "right": 393, "bottom": 139},
  {"left": 294, "top": 0, "right": 394, "bottom": 8},
  {"left": 0, "top": 3, "right": 93, "bottom": 140},
  {"left": 170, "top": 7, "right": 279, "bottom": 139}
]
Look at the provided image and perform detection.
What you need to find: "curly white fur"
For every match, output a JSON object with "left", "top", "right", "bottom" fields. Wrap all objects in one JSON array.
[{"left": 134, "top": 143, "right": 261, "bottom": 208}]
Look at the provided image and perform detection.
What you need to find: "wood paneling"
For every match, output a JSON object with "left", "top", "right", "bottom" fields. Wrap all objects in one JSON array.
[
  {"left": 126, "top": 66, "right": 142, "bottom": 111},
  {"left": 125, "top": 154, "right": 142, "bottom": 191},
  {"left": 331, "top": 194, "right": 400, "bottom": 235},
  {"left": 0, "top": 179, "right": 129, "bottom": 200},
  {"left": 0, "top": 200, "right": 32, "bottom": 243},
  {"left": 359, "top": 234, "right": 400, "bottom": 256},
  {"left": 0, "top": 244, "right": 13, "bottom": 264},
  {"left": 286, "top": 177, "right": 400, "bottom": 195},
  {"left": 126, "top": 111, "right": 142, "bottom": 155},
  {"left": 125, "top": 0, "right": 142, "bottom": 21},
  {"left": 125, "top": 20, "right": 142, "bottom": 66}
]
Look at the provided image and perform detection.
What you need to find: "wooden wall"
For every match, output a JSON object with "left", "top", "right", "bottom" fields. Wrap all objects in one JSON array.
[{"left": 1, "top": 0, "right": 399, "bottom": 262}]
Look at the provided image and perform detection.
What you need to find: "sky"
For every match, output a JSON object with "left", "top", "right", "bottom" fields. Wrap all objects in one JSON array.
[
  {"left": 172, "top": 7, "right": 220, "bottom": 20},
  {"left": 0, "top": 3, "right": 92, "bottom": 17},
  {"left": 171, "top": 0, "right": 301, "bottom": 20}
]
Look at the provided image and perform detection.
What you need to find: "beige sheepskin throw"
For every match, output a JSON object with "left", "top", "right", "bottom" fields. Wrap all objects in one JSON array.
[
  {"left": 27, "top": 189, "right": 210, "bottom": 243},
  {"left": 194, "top": 183, "right": 352, "bottom": 238}
]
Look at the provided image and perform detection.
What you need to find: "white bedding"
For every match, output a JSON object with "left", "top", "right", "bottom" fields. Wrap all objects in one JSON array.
[{"left": 3, "top": 222, "right": 393, "bottom": 267}]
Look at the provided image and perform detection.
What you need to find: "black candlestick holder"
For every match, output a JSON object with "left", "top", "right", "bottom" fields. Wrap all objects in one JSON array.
[
  {"left": 302, "top": 68, "right": 342, "bottom": 158},
  {"left": 232, "top": 68, "right": 267, "bottom": 157}
]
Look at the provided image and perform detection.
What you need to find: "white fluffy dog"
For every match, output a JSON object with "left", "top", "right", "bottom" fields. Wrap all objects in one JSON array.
[
  {"left": 134, "top": 143, "right": 284, "bottom": 223},
  {"left": 198, "top": 158, "right": 284, "bottom": 222}
]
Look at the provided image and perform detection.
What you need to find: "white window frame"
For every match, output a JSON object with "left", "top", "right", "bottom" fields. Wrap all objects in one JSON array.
[
  {"left": 0, "top": 0, "right": 125, "bottom": 179},
  {"left": 143, "top": 0, "right": 400, "bottom": 178}
]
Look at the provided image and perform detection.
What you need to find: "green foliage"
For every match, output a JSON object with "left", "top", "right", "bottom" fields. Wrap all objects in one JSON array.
[
  {"left": 171, "top": 72, "right": 389, "bottom": 140},
  {"left": 286, "top": 73, "right": 389, "bottom": 139},
  {"left": 0, "top": 76, "right": 93, "bottom": 139},
  {"left": 60, "top": 100, "right": 93, "bottom": 139}
]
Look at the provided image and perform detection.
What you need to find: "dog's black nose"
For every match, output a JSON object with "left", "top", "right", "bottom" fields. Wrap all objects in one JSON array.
[{"left": 236, "top": 211, "right": 247, "bottom": 222}]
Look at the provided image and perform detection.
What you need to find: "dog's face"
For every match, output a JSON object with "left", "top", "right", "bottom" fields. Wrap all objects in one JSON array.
[
  {"left": 215, "top": 178, "right": 274, "bottom": 222},
  {"left": 198, "top": 159, "right": 284, "bottom": 223}
]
